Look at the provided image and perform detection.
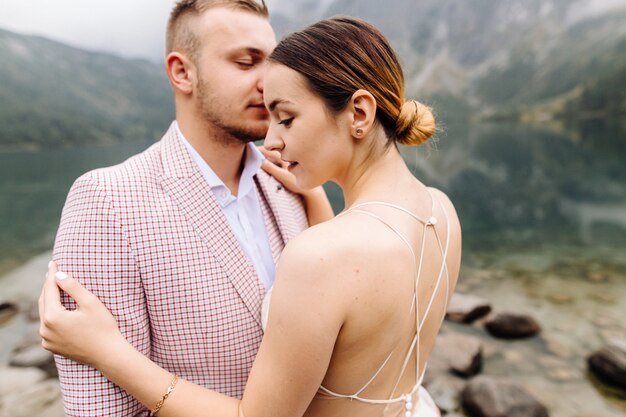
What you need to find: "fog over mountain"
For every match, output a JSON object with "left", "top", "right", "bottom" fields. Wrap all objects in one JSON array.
[
  {"left": 271, "top": 0, "right": 626, "bottom": 117},
  {"left": 0, "top": 0, "right": 624, "bottom": 148}
]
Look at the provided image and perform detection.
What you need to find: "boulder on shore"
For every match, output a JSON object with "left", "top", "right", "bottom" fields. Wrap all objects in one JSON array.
[
  {"left": 0, "top": 302, "right": 19, "bottom": 326},
  {"left": 587, "top": 339, "right": 626, "bottom": 390},
  {"left": 446, "top": 293, "right": 492, "bottom": 324},
  {"left": 485, "top": 313, "right": 542, "bottom": 339},
  {"left": 462, "top": 375, "right": 549, "bottom": 417},
  {"left": 430, "top": 333, "right": 483, "bottom": 377}
]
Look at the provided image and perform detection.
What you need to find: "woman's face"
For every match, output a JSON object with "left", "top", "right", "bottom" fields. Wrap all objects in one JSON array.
[{"left": 263, "top": 63, "right": 353, "bottom": 190}]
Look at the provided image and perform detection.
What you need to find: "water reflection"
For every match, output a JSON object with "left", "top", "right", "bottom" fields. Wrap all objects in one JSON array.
[
  {"left": 0, "top": 120, "right": 624, "bottom": 273},
  {"left": 404, "top": 120, "right": 626, "bottom": 252},
  {"left": 0, "top": 140, "right": 154, "bottom": 273}
]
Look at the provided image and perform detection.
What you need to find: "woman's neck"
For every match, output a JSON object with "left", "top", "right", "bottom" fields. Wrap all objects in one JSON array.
[{"left": 340, "top": 144, "right": 413, "bottom": 209}]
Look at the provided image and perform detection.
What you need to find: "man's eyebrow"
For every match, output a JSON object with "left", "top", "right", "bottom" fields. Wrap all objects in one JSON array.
[
  {"left": 230, "top": 47, "right": 265, "bottom": 57},
  {"left": 268, "top": 99, "right": 293, "bottom": 111}
]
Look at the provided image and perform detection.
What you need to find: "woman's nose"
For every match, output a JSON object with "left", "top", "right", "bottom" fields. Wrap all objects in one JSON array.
[{"left": 263, "top": 125, "right": 283, "bottom": 152}]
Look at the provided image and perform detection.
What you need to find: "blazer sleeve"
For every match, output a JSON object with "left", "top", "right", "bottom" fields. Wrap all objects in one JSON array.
[{"left": 53, "top": 173, "right": 150, "bottom": 417}]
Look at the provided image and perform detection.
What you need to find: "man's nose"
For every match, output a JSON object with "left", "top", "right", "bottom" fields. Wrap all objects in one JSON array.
[{"left": 256, "top": 71, "right": 264, "bottom": 92}]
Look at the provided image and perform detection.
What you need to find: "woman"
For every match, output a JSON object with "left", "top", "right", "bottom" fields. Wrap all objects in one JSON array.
[{"left": 40, "top": 16, "right": 461, "bottom": 417}]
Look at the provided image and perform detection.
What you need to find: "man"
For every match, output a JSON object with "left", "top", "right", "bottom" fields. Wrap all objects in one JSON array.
[{"left": 52, "top": 1, "right": 324, "bottom": 415}]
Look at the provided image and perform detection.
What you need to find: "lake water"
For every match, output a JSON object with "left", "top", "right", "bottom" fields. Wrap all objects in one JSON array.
[
  {"left": 2, "top": 120, "right": 624, "bottom": 273},
  {"left": 1, "top": 120, "right": 625, "bottom": 415}
]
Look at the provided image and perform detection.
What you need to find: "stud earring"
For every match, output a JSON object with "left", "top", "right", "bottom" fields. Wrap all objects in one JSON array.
[{"left": 355, "top": 128, "right": 364, "bottom": 136}]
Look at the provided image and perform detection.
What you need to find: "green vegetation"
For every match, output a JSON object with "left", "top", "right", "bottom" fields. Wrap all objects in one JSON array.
[
  {"left": 475, "top": 12, "right": 626, "bottom": 121},
  {"left": 2, "top": 0, "right": 625, "bottom": 148},
  {"left": 0, "top": 29, "right": 174, "bottom": 149},
  {"left": 563, "top": 64, "right": 626, "bottom": 119}
]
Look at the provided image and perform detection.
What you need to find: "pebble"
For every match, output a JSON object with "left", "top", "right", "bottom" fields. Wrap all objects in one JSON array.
[{"left": 0, "top": 302, "right": 18, "bottom": 326}]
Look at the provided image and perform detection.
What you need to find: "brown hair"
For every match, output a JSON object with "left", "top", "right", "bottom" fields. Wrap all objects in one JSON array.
[
  {"left": 166, "top": 0, "right": 269, "bottom": 61},
  {"left": 269, "top": 16, "right": 435, "bottom": 146}
]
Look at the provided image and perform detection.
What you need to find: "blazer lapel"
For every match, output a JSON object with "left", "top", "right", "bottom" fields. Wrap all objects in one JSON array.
[
  {"left": 159, "top": 125, "right": 265, "bottom": 327},
  {"left": 255, "top": 176, "right": 284, "bottom": 264},
  {"left": 255, "top": 170, "right": 307, "bottom": 246}
]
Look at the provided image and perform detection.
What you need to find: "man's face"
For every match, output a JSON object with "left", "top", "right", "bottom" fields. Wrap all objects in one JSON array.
[{"left": 191, "top": 8, "right": 276, "bottom": 143}]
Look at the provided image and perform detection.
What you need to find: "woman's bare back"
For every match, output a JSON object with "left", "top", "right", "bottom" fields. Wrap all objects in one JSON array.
[{"left": 263, "top": 183, "right": 461, "bottom": 417}]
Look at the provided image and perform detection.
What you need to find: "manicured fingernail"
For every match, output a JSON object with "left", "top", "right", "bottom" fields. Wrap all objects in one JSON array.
[
  {"left": 55, "top": 271, "right": 68, "bottom": 281},
  {"left": 48, "top": 261, "right": 53, "bottom": 268}
]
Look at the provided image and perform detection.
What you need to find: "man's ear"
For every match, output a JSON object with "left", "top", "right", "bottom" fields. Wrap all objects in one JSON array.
[
  {"left": 348, "top": 89, "right": 377, "bottom": 139},
  {"left": 165, "top": 52, "right": 194, "bottom": 95}
]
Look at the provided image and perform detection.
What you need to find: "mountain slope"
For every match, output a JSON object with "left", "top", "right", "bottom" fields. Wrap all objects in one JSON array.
[
  {"left": 0, "top": 29, "right": 174, "bottom": 148},
  {"left": 274, "top": 0, "right": 626, "bottom": 119}
]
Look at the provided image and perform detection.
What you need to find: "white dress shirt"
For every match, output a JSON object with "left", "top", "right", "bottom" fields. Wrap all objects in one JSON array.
[{"left": 176, "top": 122, "right": 276, "bottom": 289}]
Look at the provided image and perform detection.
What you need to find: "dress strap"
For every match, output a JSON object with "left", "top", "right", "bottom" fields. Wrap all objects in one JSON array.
[
  {"left": 344, "top": 209, "right": 418, "bottom": 261},
  {"left": 320, "top": 192, "right": 451, "bottom": 403},
  {"left": 318, "top": 349, "right": 395, "bottom": 400},
  {"left": 346, "top": 200, "right": 438, "bottom": 227}
]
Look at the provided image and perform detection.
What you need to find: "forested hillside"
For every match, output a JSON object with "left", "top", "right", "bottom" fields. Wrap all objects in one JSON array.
[{"left": 0, "top": 29, "right": 173, "bottom": 149}]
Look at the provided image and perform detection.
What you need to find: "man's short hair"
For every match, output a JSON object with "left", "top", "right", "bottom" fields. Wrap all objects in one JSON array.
[{"left": 166, "top": 0, "right": 269, "bottom": 62}]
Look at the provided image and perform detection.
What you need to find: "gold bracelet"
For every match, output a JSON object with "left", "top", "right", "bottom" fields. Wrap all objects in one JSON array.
[{"left": 149, "top": 374, "right": 179, "bottom": 416}]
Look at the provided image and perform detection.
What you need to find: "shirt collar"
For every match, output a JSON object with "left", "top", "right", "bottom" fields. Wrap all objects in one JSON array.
[{"left": 175, "top": 121, "right": 263, "bottom": 207}]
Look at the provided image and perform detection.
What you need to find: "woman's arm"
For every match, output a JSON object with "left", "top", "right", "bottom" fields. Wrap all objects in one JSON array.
[{"left": 41, "top": 234, "right": 345, "bottom": 417}]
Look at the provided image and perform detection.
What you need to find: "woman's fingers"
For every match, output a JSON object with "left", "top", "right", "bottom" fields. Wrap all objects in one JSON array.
[
  {"left": 40, "top": 261, "right": 62, "bottom": 346},
  {"left": 43, "top": 261, "right": 98, "bottom": 310},
  {"left": 258, "top": 147, "right": 285, "bottom": 167},
  {"left": 54, "top": 273, "right": 100, "bottom": 310},
  {"left": 43, "top": 261, "right": 62, "bottom": 311},
  {"left": 261, "top": 159, "right": 282, "bottom": 177}
]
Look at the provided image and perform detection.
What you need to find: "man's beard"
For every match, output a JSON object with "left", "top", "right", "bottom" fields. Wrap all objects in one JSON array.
[
  {"left": 212, "top": 119, "right": 265, "bottom": 144},
  {"left": 196, "top": 79, "right": 267, "bottom": 145}
]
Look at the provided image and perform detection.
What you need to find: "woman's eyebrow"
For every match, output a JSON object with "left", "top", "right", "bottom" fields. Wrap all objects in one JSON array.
[{"left": 268, "top": 99, "right": 294, "bottom": 112}]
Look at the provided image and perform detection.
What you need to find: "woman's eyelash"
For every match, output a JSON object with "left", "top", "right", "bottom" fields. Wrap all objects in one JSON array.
[{"left": 278, "top": 117, "right": 294, "bottom": 126}]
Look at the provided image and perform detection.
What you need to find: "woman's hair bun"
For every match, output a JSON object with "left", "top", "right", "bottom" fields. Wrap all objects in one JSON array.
[{"left": 395, "top": 100, "right": 436, "bottom": 146}]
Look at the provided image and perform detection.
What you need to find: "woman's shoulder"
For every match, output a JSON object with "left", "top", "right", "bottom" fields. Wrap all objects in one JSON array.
[
  {"left": 276, "top": 214, "right": 385, "bottom": 281},
  {"left": 427, "top": 186, "right": 461, "bottom": 231},
  {"left": 282, "top": 215, "right": 370, "bottom": 259},
  {"left": 427, "top": 186, "right": 455, "bottom": 211},
  {"left": 271, "top": 216, "right": 379, "bottom": 324}
]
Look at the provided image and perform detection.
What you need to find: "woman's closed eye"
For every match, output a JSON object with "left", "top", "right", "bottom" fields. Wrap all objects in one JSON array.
[{"left": 279, "top": 117, "right": 294, "bottom": 127}]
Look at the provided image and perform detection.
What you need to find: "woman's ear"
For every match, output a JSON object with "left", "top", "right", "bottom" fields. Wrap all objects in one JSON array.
[
  {"left": 165, "top": 52, "right": 194, "bottom": 95},
  {"left": 348, "top": 89, "right": 377, "bottom": 139}
]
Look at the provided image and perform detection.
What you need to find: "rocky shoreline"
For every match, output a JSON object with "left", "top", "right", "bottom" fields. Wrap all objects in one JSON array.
[
  {"left": 424, "top": 292, "right": 626, "bottom": 416},
  {"left": 1, "top": 252, "right": 625, "bottom": 416},
  {"left": 0, "top": 252, "right": 63, "bottom": 417}
]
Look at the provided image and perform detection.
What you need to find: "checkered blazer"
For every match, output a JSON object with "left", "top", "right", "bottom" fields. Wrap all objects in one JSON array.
[{"left": 53, "top": 123, "right": 308, "bottom": 417}]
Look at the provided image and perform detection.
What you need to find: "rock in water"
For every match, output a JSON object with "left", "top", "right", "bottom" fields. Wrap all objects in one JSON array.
[
  {"left": 587, "top": 339, "right": 626, "bottom": 390},
  {"left": 0, "top": 302, "right": 19, "bottom": 326},
  {"left": 446, "top": 293, "right": 492, "bottom": 323},
  {"left": 485, "top": 313, "right": 541, "bottom": 339},
  {"left": 9, "top": 335, "right": 57, "bottom": 377},
  {"left": 462, "top": 375, "right": 549, "bottom": 417},
  {"left": 431, "top": 333, "right": 483, "bottom": 377}
]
